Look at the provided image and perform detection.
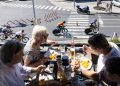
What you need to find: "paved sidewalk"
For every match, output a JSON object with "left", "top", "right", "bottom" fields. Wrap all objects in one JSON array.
[{"left": 49, "top": 0, "right": 120, "bottom": 13}]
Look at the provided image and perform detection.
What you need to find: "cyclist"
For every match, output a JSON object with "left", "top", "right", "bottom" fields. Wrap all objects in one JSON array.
[
  {"left": 57, "top": 21, "right": 66, "bottom": 29},
  {"left": 2, "top": 28, "right": 10, "bottom": 39},
  {"left": 90, "top": 19, "right": 97, "bottom": 28},
  {"left": 90, "top": 19, "right": 97, "bottom": 32},
  {"left": 15, "top": 30, "right": 25, "bottom": 41}
]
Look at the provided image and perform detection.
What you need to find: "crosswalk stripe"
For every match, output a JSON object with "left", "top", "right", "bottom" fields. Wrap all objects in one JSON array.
[
  {"left": 35, "top": 5, "right": 40, "bottom": 8},
  {"left": 28, "top": 5, "right": 33, "bottom": 8},
  {"left": 67, "top": 20, "right": 89, "bottom": 22},
  {"left": 70, "top": 32, "right": 84, "bottom": 35},
  {"left": 39, "top": 6, "right": 45, "bottom": 9},
  {"left": 53, "top": 6, "right": 58, "bottom": 10},
  {"left": 63, "top": 9, "right": 66, "bottom": 11},
  {"left": 65, "top": 23, "right": 89, "bottom": 26},
  {"left": 48, "top": 6, "right": 54, "bottom": 10},
  {"left": 58, "top": 7, "right": 62, "bottom": 10},
  {"left": 44, "top": 6, "right": 49, "bottom": 9},
  {"left": 73, "top": 36, "right": 90, "bottom": 38},
  {"left": 66, "top": 22, "right": 89, "bottom": 24},
  {"left": 68, "top": 18, "right": 89, "bottom": 20},
  {"left": 66, "top": 26, "right": 88, "bottom": 29}
]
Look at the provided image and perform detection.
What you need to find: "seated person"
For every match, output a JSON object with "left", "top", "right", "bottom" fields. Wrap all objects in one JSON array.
[
  {"left": 23, "top": 25, "right": 58, "bottom": 80},
  {"left": 81, "top": 34, "right": 120, "bottom": 85},
  {"left": 57, "top": 21, "right": 66, "bottom": 29},
  {"left": 0, "top": 40, "right": 45, "bottom": 86}
]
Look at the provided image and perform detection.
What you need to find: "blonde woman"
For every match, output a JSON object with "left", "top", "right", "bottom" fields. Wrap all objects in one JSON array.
[{"left": 23, "top": 25, "right": 58, "bottom": 80}]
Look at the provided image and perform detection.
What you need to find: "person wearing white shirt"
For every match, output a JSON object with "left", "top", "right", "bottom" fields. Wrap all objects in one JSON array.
[
  {"left": 81, "top": 33, "right": 120, "bottom": 85},
  {"left": 0, "top": 40, "right": 45, "bottom": 86}
]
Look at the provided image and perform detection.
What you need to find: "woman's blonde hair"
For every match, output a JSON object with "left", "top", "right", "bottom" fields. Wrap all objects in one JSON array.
[{"left": 32, "top": 25, "right": 48, "bottom": 38}]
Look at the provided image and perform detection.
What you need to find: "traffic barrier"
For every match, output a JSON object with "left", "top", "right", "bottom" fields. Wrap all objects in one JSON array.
[{"left": 44, "top": 11, "right": 61, "bottom": 22}]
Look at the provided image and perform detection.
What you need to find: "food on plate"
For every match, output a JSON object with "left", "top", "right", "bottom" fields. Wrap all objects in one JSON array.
[
  {"left": 81, "top": 60, "right": 90, "bottom": 68},
  {"left": 80, "top": 58, "right": 92, "bottom": 70}
]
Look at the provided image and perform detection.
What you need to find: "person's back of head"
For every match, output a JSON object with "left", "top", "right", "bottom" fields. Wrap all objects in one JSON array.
[
  {"left": 105, "top": 57, "right": 120, "bottom": 75},
  {"left": 88, "top": 33, "right": 109, "bottom": 49},
  {"left": 32, "top": 25, "right": 48, "bottom": 39},
  {"left": 0, "top": 40, "right": 23, "bottom": 64}
]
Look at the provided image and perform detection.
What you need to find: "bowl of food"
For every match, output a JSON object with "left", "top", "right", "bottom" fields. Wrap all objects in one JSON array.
[{"left": 80, "top": 58, "right": 92, "bottom": 70}]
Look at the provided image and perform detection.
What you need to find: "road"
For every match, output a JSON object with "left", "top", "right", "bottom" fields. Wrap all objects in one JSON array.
[
  {"left": 0, "top": 0, "right": 120, "bottom": 43},
  {"left": 0, "top": 0, "right": 70, "bottom": 43}
]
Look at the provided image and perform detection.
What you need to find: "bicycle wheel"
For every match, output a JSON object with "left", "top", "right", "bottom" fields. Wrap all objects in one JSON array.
[
  {"left": 84, "top": 28, "right": 92, "bottom": 35},
  {"left": 22, "top": 37, "right": 29, "bottom": 43},
  {"left": 0, "top": 34, "right": 6, "bottom": 40},
  {"left": 62, "top": 28, "right": 68, "bottom": 33},
  {"left": 9, "top": 33, "right": 15, "bottom": 38}
]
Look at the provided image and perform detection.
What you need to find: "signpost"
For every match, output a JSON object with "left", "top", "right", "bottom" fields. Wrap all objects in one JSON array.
[
  {"left": 32, "top": 0, "right": 37, "bottom": 25},
  {"left": 74, "top": 0, "right": 76, "bottom": 9}
]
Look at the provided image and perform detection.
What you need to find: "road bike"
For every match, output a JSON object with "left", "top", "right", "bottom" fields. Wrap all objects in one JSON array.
[
  {"left": 0, "top": 26, "right": 15, "bottom": 40},
  {"left": 12, "top": 34, "right": 29, "bottom": 43},
  {"left": 52, "top": 26, "right": 68, "bottom": 36}
]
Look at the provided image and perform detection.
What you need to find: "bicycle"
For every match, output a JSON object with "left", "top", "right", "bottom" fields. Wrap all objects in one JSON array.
[
  {"left": 52, "top": 26, "right": 68, "bottom": 36},
  {"left": 84, "top": 24, "right": 98, "bottom": 35},
  {"left": 0, "top": 32, "right": 15, "bottom": 40},
  {"left": 0, "top": 27, "right": 15, "bottom": 40},
  {"left": 12, "top": 34, "right": 29, "bottom": 43}
]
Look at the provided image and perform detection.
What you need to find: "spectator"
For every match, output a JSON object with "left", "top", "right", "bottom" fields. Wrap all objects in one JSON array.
[
  {"left": 108, "top": 1, "right": 113, "bottom": 13},
  {"left": 106, "top": 3, "right": 109, "bottom": 12},
  {"left": 23, "top": 25, "right": 58, "bottom": 79},
  {"left": 81, "top": 33, "right": 120, "bottom": 85},
  {"left": 0, "top": 40, "right": 45, "bottom": 86}
]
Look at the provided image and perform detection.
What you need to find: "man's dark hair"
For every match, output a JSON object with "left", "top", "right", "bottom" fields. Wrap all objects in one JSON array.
[
  {"left": 105, "top": 57, "right": 120, "bottom": 75},
  {"left": 88, "top": 33, "right": 109, "bottom": 49}
]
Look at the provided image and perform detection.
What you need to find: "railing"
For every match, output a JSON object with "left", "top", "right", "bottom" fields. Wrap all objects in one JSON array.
[{"left": 0, "top": 42, "right": 120, "bottom": 47}]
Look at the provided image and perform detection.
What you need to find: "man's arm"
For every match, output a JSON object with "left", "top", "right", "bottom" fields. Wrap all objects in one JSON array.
[{"left": 81, "top": 70, "right": 99, "bottom": 81}]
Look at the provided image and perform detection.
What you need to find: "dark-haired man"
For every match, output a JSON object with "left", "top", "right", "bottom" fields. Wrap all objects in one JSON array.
[{"left": 81, "top": 33, "right": 120, "bottom": 85}]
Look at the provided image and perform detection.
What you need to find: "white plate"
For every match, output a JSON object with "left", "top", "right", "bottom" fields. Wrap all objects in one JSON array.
[{"left": 80, "top": 58, "right": 92, "bottom": 70}]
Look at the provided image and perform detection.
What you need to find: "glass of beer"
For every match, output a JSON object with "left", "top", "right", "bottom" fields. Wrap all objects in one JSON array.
[{"left": 70, "top": 47, "right": 75, "bottom": 60}]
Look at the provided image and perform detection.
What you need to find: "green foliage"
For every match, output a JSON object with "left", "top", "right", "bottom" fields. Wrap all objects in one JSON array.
[{"left": 110, "top": 38, "right": 120, "bottom": 43}]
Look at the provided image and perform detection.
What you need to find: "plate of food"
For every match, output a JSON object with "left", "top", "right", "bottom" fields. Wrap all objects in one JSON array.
[
  {"left": 80, "top": 58, "right": 92, "bottom": 70},
  {"left": 49, "top": 49, "right": 60, "bottom": 60}
]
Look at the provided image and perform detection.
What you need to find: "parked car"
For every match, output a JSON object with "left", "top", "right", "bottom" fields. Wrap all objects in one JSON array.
[{"left": 112, "top": 0, "right": 120, "bottom": 7}]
